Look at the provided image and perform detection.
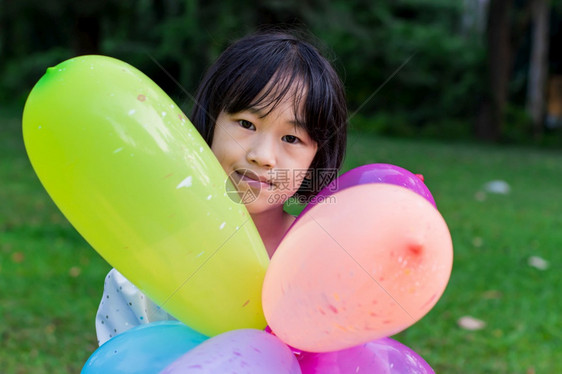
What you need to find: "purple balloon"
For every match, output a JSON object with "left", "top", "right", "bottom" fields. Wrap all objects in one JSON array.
[
  {"left": 297, "top": 337, "right": 434, "bottom": 374},
  {"left": 160, "top": 329, "right": 301, "bottom": 374},
  {"left": 302, "top": 164, "right": 436, "bottom": 216}
]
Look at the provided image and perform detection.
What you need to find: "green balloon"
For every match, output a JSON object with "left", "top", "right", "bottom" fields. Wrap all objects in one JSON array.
[{"left": 23, "top": 55, "right": 269, "bottom": 336}]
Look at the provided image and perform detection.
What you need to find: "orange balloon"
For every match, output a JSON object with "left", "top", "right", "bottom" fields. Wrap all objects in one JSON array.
[{"left": 262, "top": 184, "right": 453, "bottom": 352}]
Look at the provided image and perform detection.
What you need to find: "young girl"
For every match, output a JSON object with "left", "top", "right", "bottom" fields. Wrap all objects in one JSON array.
[{"left": 95, "top": 30, "right": 348, "bottom": 345}]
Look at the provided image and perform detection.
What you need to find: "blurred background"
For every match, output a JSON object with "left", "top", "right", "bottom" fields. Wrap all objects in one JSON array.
[
  {"left": 3, "top": 0, "right": 562, "bottom": 144},
  {"left": 2, "top": 1, "right": 562, "bottom": 373}
]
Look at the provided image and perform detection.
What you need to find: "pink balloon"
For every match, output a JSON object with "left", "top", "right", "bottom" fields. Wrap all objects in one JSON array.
[
  {"left": 160, "top": 329, "right": 301, "bottom": 374},
  {"left": 298, "top": 337, "right": 434, "bottom": 374},
  {"left": 263, "top": 184, "right": 453, "bottom": 352}
]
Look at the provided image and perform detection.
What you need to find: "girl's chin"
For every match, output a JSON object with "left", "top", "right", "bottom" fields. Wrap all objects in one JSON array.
[{"left": 243, "top": 196, "right": 286, "bottom": 215}]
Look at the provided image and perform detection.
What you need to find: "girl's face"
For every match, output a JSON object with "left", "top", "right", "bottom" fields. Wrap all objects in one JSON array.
[{"left": 211, "top": 96, "right": 318, "bottom": 215}]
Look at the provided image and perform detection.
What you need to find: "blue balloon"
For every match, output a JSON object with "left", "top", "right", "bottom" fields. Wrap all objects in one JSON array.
[{"left": 82, "top": 321, "right": 208, "bottom": 374}]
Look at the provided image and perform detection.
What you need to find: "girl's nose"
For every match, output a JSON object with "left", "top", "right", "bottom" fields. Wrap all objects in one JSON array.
[{"left": 247, "top": 136, "right": 276, "bottom": 168}]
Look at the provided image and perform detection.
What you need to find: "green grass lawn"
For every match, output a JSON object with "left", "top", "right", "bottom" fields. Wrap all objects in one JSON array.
[{"left": 2, "top": 107, "right": 562, "bottom": 373}]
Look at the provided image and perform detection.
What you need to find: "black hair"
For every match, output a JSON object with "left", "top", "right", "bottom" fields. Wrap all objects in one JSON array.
[{"left": 190, "top": 31, "right": 347, "bottom": 198}]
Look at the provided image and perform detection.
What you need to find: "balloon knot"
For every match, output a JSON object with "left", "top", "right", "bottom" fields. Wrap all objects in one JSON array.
[{"left": 408, "top": 243, "right": 423, "bottom": 255}]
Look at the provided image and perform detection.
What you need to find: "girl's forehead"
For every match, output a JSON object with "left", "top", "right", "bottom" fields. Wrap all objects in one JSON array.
[
  {"left": 249, "top": 99, "right": 300, "bottom": 124},
  {"left": 249, "top": 76, "right": 308, "bottom": 119}
]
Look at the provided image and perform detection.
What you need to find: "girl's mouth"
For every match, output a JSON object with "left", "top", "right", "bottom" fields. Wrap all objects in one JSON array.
[{"left": 235, "top": 170, "right": 275, "bottom": 189}]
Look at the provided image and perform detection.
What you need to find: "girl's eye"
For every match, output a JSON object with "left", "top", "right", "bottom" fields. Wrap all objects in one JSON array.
[
  {"left": 238, "top": 120, "right": 255, "bottom": 130},
  {"left": 282, "top": 135, "right": 300, "bottom": 144}
]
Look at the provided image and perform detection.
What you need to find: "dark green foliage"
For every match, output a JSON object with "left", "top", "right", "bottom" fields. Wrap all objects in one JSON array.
[
  {"left": 305, "top": 1, "right": 486, "bottom": 128},
  {"left": 1, "top": 0, "right": 486, "bottom": 136},
  {"left": 4, "top": 1, "right": 562, "bottom": 142}
]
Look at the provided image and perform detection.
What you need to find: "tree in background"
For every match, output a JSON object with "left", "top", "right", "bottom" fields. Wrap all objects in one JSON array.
[
  {"left": 526, "top": 0, "right": 550, "bottom": 138},
  {"left": 475, "top": 0, "right": 513, "bottom": 141}
]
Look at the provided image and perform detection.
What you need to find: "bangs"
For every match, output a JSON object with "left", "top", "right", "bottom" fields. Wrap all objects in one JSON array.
[{"left": 222, "top": 53, "right": 310, "bottom": 130}]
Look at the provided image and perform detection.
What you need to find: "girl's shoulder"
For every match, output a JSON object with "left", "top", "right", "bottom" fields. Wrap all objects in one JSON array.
[{"left": 96, "top": 268, "right": 176, "bottom": 345}]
